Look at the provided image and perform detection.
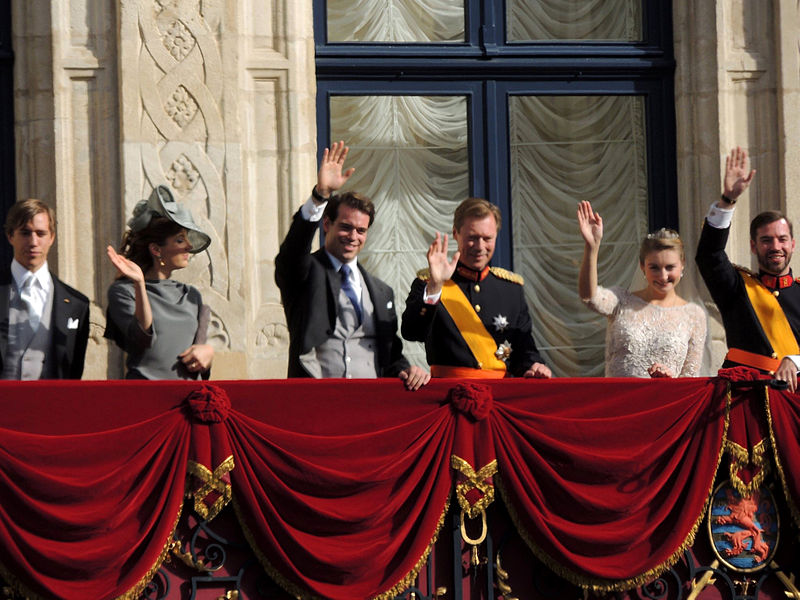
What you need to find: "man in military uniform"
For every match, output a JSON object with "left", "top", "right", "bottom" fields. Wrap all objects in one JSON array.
[
  {"left": 401, "top": 197, "right": 551, "bottom": 379},
  {"left": 696, "top": 146, "right": 800, "bottom": 391}
]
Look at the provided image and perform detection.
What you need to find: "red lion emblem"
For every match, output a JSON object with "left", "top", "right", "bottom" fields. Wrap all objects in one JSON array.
[{"left": 715, "top": 490, "right": 770, "bottom": 561}]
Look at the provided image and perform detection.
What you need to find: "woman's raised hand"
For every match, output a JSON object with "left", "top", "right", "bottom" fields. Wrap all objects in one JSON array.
[
  {"left": 577, "top": 201, "right": 603, "bottom": 249},
  {"left": 107, "top": 245, "right": 145, "bottom": 284}
]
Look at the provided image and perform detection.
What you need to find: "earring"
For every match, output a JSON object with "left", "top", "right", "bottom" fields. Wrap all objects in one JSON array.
[{"left": 159, "top": 258, "right": 165, "bottom": 267}]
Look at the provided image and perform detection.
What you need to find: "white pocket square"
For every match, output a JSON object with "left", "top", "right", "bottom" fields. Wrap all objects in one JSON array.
[
  {"left": 67, "top": 317, "right": 79, "bottom": 330},
  {"left": 386, "top": 301, "right": 393, "bottom": 310}
]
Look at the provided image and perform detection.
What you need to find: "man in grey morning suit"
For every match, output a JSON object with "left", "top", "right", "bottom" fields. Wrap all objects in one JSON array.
[
  {"left": 274, "top": 141, "right": 430, "bottom": 390},
  {"left": 0, "top": 199, "right": 90, "bottom": 379}
]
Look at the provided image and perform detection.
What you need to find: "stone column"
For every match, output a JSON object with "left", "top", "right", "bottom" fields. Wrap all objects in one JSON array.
[
  {"left": 13, "top": 0, "right": 316, "bottom": 378},
  {"left": 13, "top": 0, "right": 123, "bottom": 378}
]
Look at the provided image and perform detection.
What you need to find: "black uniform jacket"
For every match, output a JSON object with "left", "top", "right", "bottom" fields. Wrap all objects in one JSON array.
[
  {"left": 696, "top": 219, "right": 800, "bottom": 365},
  {"left": 401, "top": 265, "right": 546, "bottom": 377},
  {"left": 275, "top": 209, "right": 410, "bottom": 378}
]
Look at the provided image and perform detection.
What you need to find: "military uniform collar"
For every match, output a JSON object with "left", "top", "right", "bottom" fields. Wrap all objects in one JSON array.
[
  {"left": 455, "top": 263, "right": 490, "bottom": 282},
  {"left": 759, "top": 270, "right": 795, "bottom": 290}
]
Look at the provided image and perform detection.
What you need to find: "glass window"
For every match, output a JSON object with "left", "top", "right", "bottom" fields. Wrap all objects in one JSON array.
[
  {"left": 327, "top": 0, "right": 465, "bottom": 43},
  {"left": 509, "top": 95, "right": 648, "bottom": 375},
  {"left": 507, "top": 0, "right": 643, "bottom": 42},
  {"left": 316, "top": 0, "right": 675, "bottom": 376}
]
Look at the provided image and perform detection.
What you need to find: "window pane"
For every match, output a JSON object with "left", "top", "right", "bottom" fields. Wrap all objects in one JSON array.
[
  {"left": 327, "top": 0, "right": 465, "bottom": 42},
  {"left": 507, "top": 0, "right": 643, "bottom": 42},
  {"left": 509, "top": 95, "right": 648, "bottom": 377},
  {"left": 329, "top": 95, "right": 469, "bottom": 366}
]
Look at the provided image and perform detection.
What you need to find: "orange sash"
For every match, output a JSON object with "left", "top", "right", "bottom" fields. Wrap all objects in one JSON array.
[
  {"left": 739, "top": 269, "right": 800, "bottom": 359},
  {"left": 430, "top": 365, "right": 506, "bottom": 379},
  {"left": 440, "top": 280, "right": 506, "bottom": 373}
]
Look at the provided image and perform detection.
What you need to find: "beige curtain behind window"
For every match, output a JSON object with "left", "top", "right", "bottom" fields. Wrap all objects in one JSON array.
[
  {"left": 327, "top": 0, "right": 464, "bottom": 42},
  {"left": 510, "top": 95, "right": 649, "bottom": 376},
  {"left": 507, "top": 0, "right": 642, "bottom": 41}
]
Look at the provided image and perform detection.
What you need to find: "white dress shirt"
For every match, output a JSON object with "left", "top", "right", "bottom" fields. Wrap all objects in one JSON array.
[{"left": 11, "top": 259, "right": 52, "bottom": 330}]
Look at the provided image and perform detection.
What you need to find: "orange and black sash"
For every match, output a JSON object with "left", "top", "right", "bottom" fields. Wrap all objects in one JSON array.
[
  {"left": 437, "top": 280, "right": 506, "bottom": 374},
  {"left": 726, "top": 270, "right": 800, "bottom": 371}
]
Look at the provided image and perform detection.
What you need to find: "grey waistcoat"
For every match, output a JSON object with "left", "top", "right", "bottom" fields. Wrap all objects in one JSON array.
[
  {"left": 2, "top": 284, "right": 56, "bottom": 380},
  {"left": 300, "top": 283, "right": 379, "bottom": 379}
]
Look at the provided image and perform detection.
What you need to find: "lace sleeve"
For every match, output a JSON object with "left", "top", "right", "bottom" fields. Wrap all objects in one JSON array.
[
  {"left": 678, "top": 303, "right": 708, "bottom": 377},
  {"left": 582, "top": 285, "right": 620, "bottom": 317}
]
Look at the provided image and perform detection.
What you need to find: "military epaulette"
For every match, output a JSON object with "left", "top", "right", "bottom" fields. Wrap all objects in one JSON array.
[
  {"left": 489, "top": 267, "right": 524, "bottom": 285},
  {"left": 733, "top": 264, "right": 758, "bottom": 279},
  {"left": 416, "top": 268, "right": 431, "bottom": 281}
]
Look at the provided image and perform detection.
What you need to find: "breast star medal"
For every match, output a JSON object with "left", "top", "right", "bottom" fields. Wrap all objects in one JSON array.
[
  {"left": 495, "top": 340, "right": 512, "bottom": 361},
  {"left": 493, "top": 314, "right": 509, "bottom": 332}
]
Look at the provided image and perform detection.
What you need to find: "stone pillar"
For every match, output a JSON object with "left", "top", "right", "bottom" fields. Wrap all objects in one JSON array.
[
  {"left": 13, "top": 0, "right": 316, "bottom": 378},
  {"left": 674, "top": 0, "right": 800, "bottom": 372},
  {"left": 13, "top": 0, "right": 123, "bottom": 378}
]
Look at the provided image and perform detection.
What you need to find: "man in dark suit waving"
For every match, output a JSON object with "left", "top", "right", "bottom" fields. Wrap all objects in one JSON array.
[
  {"left": 275, "top": 141, "right": 429, "bottom": 390},
  {"left": 0, "top": 199, "right": 90, "bottom": 379}
]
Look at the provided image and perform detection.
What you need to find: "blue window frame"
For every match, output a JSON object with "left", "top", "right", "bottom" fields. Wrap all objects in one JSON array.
[{"left": 314, "top": 0, "right": 676, "bottom": 270}]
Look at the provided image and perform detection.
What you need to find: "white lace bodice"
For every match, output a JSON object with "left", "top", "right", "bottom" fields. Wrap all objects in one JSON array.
[{"left": 584, "top": 286, "right": 707, "bottom": 378}]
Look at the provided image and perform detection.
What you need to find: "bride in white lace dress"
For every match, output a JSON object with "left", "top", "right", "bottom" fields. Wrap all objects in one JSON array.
[{"left": 577, "top": 201, "right": 707, "bottom": 378}]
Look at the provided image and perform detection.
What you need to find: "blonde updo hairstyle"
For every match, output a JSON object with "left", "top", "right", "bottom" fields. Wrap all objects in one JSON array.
[{"left": 639, "top": 228, "right": 685, "bottom": 265}]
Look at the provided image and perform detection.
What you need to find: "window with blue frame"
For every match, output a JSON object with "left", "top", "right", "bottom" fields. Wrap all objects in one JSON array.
[{"left": 314, "top": 0, "right": 676, "bottom": 376}]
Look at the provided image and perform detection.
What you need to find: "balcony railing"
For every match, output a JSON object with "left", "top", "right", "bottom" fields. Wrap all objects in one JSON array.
[{"left": 0, "top": 373, "right": 798, "bottom": 599}]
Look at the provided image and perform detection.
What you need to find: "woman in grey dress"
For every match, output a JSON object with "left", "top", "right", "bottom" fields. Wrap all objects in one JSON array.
[{"left": 104, "top": 185, "right": 213, "bottom": 379}]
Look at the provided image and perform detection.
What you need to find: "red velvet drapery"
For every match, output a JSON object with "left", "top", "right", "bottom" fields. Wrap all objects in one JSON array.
[{"left": 0, "top": 373, "right": 795, "bottom": 599}]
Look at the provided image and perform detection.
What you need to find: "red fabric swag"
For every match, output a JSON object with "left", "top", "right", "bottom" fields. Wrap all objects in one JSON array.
[
  {"left": 0, "top": 381, "right": 192, "bottom": 599},
  {"left": 490, "top": 377, "right": 727, "bottom": 588},
  {"left": 0, "top": 376, "right": 789, "bottom": 599}
]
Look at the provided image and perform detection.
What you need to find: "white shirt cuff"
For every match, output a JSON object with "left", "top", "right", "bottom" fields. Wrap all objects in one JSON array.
[
  {"left": 422, "top": 285, "right": 441, "bottom": 305},
  {"left": 300, "top": 196, "right": 326, "bottom": 222},
  {"left": 705, "top": 201, "right": 734, "bottom": 229}
]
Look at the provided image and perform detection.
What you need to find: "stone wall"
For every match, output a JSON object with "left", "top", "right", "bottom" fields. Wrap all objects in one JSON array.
[{"left": 12, "top": 0, "right": 316, "bottom": 379}]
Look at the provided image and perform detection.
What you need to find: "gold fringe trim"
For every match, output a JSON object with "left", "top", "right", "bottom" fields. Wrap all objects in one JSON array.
[
  {"left": 187, "top": 455, "right": 234, "bottom": 521},
  {"left": 232, "top": 493, "right": 451, "bottom": 600},
  {"left": 451, "top": 456, "right": 497, "bottom": 518},
  {"left": 764, "top": 385, "right": 800, "bottom": 528},
  {"left": 495, "top": 384, "right": 731, "bottom": 592},
  {"left": 725, "top": 438, "right": 769, "bottom": 497},
  {"left": 371, "top": 495, "right": 449, "bottom": 600},
  {"left": 114, "top": 505, "right": 184, "bottom": 600},
  {"left": 0, "top": 502, "right": 184, "bottom": 600}
]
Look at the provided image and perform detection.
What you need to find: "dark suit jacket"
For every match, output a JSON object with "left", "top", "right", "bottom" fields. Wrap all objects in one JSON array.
[
  {"left": 0, "top": 268, "right": 90, "bottom": 379},
  {"left": 275, "top": 209, "right": 410, "bottom": 378}
]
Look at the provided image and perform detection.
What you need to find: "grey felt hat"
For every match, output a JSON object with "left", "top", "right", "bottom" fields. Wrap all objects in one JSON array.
[{"left": 127, "top": 185, "right": 211, "bottom": 253}]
